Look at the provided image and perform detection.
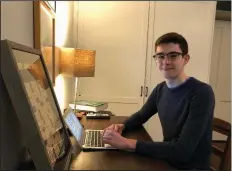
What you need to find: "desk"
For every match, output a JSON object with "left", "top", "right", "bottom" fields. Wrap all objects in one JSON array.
[{"left": 69, "top": 116, "right": 174, "bottom": 170}]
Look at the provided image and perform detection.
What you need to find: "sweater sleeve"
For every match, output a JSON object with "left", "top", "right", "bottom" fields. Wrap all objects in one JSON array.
[
  {"left": 135, "top": 85, "right": 215, "bottom": 162},
  {"left": 123, "top": 86, "right": 158, "bottom": 132}
]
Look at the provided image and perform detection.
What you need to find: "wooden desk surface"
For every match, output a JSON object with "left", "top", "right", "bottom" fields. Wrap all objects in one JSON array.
[{"left": 69, "top": 116, "right": 174, "bottom": 170}]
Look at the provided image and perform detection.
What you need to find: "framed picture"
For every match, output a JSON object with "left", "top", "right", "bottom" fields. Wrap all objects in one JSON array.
[
  {"left": 33, "top": 1, "right": 57, "bottom": 86},
  {"left": 1, "top": 40, "right": 72, "bottom": 169}
]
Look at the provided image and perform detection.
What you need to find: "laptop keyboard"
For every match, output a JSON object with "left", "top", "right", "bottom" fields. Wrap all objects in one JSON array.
[{"left": 85, "top": 130, "right": 104, "bottom": 147}]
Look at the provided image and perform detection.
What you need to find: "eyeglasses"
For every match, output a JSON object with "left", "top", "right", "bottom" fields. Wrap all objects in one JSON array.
[{"left": 153, "top": 52, "right": 182, "bottom": 63}]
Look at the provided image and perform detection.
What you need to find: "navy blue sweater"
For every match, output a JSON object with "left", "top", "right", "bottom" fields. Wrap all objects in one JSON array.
[{"left": 123, "top": 77, "right": 215, "bottom": 170}]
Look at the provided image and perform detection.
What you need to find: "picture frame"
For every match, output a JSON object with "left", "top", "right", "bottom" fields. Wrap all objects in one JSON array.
[
  {"left": 1, "top": 39, "right": 72, "bottom": 170},
  {"left": 45, "top": 1, "right": 56, "bottom": 13},
  {"left": 33, "top": 1, "right": 57, "bottom": 86}
]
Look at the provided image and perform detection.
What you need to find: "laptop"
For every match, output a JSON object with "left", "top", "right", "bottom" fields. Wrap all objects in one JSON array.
[{"left": 63, "top": 107, "right": 116, "bottom": 150}]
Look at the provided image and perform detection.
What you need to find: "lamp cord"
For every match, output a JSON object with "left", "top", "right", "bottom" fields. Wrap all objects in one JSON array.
[{"left": 74, "top": 77, "right": 79, "bottom": 112}]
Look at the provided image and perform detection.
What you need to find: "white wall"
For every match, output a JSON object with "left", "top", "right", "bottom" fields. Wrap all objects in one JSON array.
[
  {"left": 56, "top": 1, "right": 75, "bottom": 47},
  {"left": 1, "top": 2, "right": 33, "bottom": 169},
  {"left": 54, "top": 1, "right": 76, "bottom": 114},
  {"left": 1, "top": 1, "right": 33, "bottom": 47}
]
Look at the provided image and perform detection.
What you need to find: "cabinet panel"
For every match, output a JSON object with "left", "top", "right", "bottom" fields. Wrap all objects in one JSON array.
[
  {"left": 210, "top": 21, "right": 231, "bottom": 134},
  {"left": 76, "top": 1, "right": 150, "bottom": 115}
]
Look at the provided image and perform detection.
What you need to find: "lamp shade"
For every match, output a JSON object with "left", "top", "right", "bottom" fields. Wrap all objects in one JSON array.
[{"left": 59, "top": 47, "right": 96, "bottom": 77}]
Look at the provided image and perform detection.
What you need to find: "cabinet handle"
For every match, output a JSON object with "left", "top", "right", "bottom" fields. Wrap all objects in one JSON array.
[
  {"left": 145, "top": 87, "right": 148, "bottom": 97},
  {"left": 140, "top": 86, "right": 143, "bottom": 97}
]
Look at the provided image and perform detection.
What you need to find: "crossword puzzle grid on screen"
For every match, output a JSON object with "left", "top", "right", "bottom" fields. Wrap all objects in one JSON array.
[{"left": 16, "top": 61, "right": 64, "bottom": 166}]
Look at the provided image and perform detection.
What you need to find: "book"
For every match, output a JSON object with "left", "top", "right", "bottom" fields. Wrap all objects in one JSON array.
[{"left": 69, "top": 100, "right": 108, "bottom": 112}]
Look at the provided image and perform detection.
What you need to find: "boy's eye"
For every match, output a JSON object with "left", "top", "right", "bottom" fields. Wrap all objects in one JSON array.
[
  {"left": 168, "top": 54, "right": 179, "bottom": 58},
  {"left": 157, "top": 55, "right": 165, "bottom": 59}
]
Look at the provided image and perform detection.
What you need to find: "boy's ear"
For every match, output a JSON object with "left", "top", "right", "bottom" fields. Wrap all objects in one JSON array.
[{"left": 184, "top": 54, "right": 190, "bottom": 65}]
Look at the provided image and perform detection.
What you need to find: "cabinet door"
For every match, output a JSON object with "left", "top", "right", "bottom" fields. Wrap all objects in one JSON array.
[
  {"left": 76, "top": 1, "right": 149, "bottom": 116},
  {"left": 145, "top": 2, "right": 216, "bottom": 141},
  {"left": 210, "top": 21, "right": 231, "bottom": 140}
]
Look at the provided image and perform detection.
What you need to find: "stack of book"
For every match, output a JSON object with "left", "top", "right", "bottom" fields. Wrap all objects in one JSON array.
[{"left": 69, "top": 100, "right": 108, "bottom": 112}]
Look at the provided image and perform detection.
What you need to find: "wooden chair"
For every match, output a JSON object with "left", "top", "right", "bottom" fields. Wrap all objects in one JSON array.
[{"left": 211, "top": 117, "right": 231, "bottom": 171}]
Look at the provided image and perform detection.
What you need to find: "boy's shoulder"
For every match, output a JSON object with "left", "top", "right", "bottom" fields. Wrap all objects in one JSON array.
[{"left": 189, "top": 77, "right": 214, "bottom": 93}]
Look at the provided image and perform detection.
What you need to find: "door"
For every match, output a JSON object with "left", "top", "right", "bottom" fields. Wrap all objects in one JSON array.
[
  {"left": 76, "top": 1, "right": 149, "bottom": 116},
  {"left": 209, "top": 20, "right": 231, "bottom": 140},
  {"left": 145, "top": 1, "right": 216, "bottom": 141}
]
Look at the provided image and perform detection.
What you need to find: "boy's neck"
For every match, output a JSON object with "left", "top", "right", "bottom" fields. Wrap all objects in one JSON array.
[{"left": 166, "top": 73, "right": 189, "bottom": 88}]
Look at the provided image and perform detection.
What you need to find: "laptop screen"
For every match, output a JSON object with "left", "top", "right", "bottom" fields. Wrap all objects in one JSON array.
[{"left": 64, "top": 110, "right": 83, "bottom": 142}]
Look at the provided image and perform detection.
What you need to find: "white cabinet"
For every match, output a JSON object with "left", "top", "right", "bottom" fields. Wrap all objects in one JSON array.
[
  {"left": 210, "top": 20, "right": 231, "bottom": 141},
  {"left": 210, "top": 21, "right": 231, "bottom": 128},
  {"left": 76, "top": 1, "right": 149, "bottom": 116},
  {"left": 75, "top": 1, "right": 216, "bottom": 139}
]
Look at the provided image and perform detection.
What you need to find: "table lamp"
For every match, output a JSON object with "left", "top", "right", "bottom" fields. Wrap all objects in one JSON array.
[{"left": 59, "top": 47, "right": 96, "bottom": 112}]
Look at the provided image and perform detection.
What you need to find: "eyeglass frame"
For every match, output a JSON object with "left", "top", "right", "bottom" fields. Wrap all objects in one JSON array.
[{"left": 153, "top": 51, "right": 184, "bottom": 63}]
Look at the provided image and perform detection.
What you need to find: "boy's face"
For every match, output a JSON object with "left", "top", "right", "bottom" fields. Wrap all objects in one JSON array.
[{"left": 154, "top": 43, "right": 189, "bottom": 80}]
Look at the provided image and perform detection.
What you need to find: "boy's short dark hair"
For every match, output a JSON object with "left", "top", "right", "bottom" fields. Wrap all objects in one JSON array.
[{"left": 155, "top": 32, "right": 188, "bottom": 55}]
